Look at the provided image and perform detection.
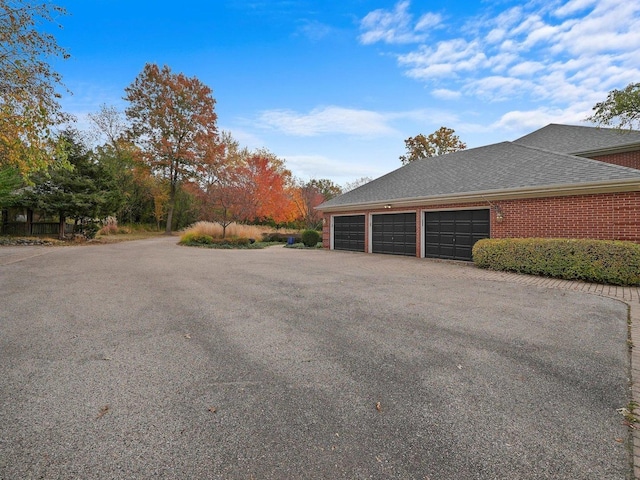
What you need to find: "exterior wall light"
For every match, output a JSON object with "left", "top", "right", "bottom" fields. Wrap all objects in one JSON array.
[
  {"left": 384, "top": 204, "right": 392, "bottom": 209},
  {"left": 494, "top": 205, "right": 504, "bottom": 223}
]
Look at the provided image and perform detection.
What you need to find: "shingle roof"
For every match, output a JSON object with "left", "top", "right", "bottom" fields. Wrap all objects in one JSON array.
[
  {"left": 318, "top": 141, "right": 640, "bottom": 210},
  {"left": 514, "top": 123, "right": 640, "bottom": 155}
]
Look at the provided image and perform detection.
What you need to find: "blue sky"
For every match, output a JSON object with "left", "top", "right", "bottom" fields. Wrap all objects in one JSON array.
[{"left": 51, "top": 0, "right": 640, "bottom": 185}]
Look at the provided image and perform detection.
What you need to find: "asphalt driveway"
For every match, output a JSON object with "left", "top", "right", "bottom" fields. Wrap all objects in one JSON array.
[{"left": 0, "top": 236, "right": 632, "bottom": 479}]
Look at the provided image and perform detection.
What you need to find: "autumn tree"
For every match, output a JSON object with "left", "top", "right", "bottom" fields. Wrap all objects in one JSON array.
[
  {"left": 124, "top": 63, "right": 219, "bottom": 233},
  {"left": 0, "top": 0, "right": 70, "bottom": 176},
  {"left": 192, "top": 131, "right": 243, "bottom": 237},
  {"left": 291, "top": 179, "right": 326, "bottom": 229},
  {"left": 90, "top": 105, "right": 137, "bottom": 221},
  {"left": 307, "top": 178, "right": 342, "bottom": 200},
  {"left": 588, "top": 82, "right": 640, "bottom": 130},
  {"left": 87, "top": 104, "right": 158, "bottom": 226},
  {"left": 399, "top": 126, "right": 466, "bottom": 165},
  {"left": 290, "top": 178, "right": 342, "bottom": 229},
  {"left": 232, "top": 152, "right": 295, "bottom": 225}
]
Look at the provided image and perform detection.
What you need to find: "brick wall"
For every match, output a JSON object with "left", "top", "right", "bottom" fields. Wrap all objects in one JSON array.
[
  {"left": 589, "top": 150, "right": 640, "bottom": 170},
  {"left": 492, "top": 192, "right": 640, "bottom": 242},
  {"left": 322, "top": 190, "right": 640, "bottom": 253}
]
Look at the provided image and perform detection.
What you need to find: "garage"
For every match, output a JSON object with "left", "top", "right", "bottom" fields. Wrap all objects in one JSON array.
[
  {"left": 372, "top": 212, "right": 416, "bottom": 256},
  {"left": 318, "top": 125, "right": 640, "bottom": 251},
  {"left": 424, "top": 209, "right": 490, "bottom": 261},
  {"left": 332, "top": 215, "right": 365, "bottom": 252}
]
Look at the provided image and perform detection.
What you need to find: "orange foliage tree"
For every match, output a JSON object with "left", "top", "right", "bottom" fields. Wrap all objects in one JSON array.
[
  {"left": 291, "top": 178, "right": 342, "bottom": 229},
  {"left": 291, "top": 181, "right": 326, "bottom": 229},
  {"left": 190, "top": 131, "right": 298, "bottom": 234},
  {"left": 124, "top": 63, "right": 219, "bottom": 233},
  {"left": 232, "top": 152, "right": 297, "bottom": 225}
]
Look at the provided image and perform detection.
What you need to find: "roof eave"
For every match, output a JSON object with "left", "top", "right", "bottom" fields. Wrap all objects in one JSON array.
[
  {"left": 571, "top": 143, "right": 640, "bottom": 157},
  {"left": 316, "top": 179, "right": 640, "bottom": 213}
]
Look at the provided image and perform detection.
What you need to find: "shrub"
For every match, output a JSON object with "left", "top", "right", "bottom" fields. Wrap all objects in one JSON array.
[
  {"left": 473, "top": 238, "right": 640, "bottom": 286},
  {"left": 180, "top": 232, "right": 214, "bottom": 245},
  {"left": 182, "top": 221, "right": 300, "bottom": 243},
  {"left": 301, "top": 229, "right": 321, "bottom": 247},
  {"left": 98, "top": 217, "right": 119, "bottom": 235},
  {"left": 76, "top": 222, "right": 99, "bottom": 239},
  {"left": 211, "top": 237, "right": 250, "bottom": 246},
  {"left": 179, "top": 232, "right": 254, "bottom": 247},
  {"left": 98, "top": 222, "right": 118, "bottom": 235},
  {"left": 261, "top": 232, "right": 302, "bottom": 243}
]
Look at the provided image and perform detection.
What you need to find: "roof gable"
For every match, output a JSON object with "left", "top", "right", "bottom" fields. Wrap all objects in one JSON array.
[
  {"left": 514, "top": 123, "right": 640, "bottom": 155},
  {"left": 319, "top": 141, "right": 640, "bottom": 210}
]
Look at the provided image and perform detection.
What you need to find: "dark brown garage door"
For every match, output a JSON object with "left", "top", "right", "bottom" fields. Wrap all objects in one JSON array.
[
  {"left": 372, "top": 212, "right": 416, "bottom": 256},
  {"left": 424, "top": 209, "right": 490, "bottom": 261},
  {"left": 333, "top": 215, "right": 365, "bottom": 252}
]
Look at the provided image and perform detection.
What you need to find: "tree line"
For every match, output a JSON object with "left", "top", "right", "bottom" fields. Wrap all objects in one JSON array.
[
  {"left": 0, "top": 2, "right": 365, "bottom": 236},
  {"left": 1, "top": 2, "right": 638, "bottom": 238}
]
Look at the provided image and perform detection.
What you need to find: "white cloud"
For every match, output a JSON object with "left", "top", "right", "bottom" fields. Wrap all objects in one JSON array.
[
  {"left": 359, "top": 0, "right": 640, "bottom": 128},
  {"left": 219, "top": 126, "right": 264, "bottom": 151},
  {"left": 554, "top": 0, "right": 598, "bottom": 18},
  {"left": 257, "top": 106, "right": 398, "bottom": 137},
  {"left": 491, "top": 106, "right": 589, "bottom": 132},
  {"left": 398, "top": 39, "right": 488, "bottom": 79},
  {"left": 415, "top": 12, "right": 443, "bottom": 31},
  {"left": 467, "top": 76, "right": 533, "bottom": 101},
  {"left": 432, "top": 88, "right": 461, "bottom": 100},
  {"left": 283, "top": 154, "right": 388, "bottom": 184},
  {"left": 358, "top": 1, "right": 440, "bottom": 45},
  {"left": 507, "top": 60, "right": 545, "bottom": 77},
  {"left": 297, "top": 20, "right": 333, "bottom": 41},
  {"left": 486, "top": 28, "right": 507, "bottom": 44}
]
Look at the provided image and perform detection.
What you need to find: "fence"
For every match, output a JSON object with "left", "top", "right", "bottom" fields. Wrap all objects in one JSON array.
[{"left": 1, "top": 222, "right": 74, "bottom": 236}]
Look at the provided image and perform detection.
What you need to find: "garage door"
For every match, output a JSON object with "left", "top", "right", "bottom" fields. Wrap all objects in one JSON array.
[
  {"left": 333, "top": 215, "right": 365, "bottom": 252},
  {"left": 424, "top": 209, "right": 490, "bottom": 261},
  {"left": 372, "top": 213, "right": 416, "bottom": 256}
]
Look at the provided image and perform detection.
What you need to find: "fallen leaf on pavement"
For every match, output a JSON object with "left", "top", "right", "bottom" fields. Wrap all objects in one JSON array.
[{"left": 96, "top": 405, "right": 110, "bottom": 419}]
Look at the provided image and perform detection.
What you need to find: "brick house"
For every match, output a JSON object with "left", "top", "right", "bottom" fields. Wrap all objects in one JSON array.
[{"left": 316, "top": 124, "right": 640, "bottom": 261}]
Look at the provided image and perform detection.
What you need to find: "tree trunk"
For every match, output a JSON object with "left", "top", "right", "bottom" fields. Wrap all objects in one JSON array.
[
  {"left": 165, "top": 182, "right": 176, "bottom": 235},
  {"left": 58, "top": 215, "right": 66, "bottom": 240},
  {"left": 164, "top": 201, "right": 174, "bottom": 234},
  {"left": 26, "top": 209, "right": 33, "bottom": 235}
]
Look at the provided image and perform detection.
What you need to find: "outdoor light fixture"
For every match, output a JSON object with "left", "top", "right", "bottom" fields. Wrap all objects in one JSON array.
[
  {"left": 494, "top": 205, "right": 504, "bottom": 222},
  {"left": 384, "top": 204, "right": 392, "bottom": 209}
]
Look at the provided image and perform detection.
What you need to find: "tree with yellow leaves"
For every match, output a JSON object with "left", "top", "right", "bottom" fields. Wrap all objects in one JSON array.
[{"left": 0, "top": 1, "right": 70, "bottom": 176}]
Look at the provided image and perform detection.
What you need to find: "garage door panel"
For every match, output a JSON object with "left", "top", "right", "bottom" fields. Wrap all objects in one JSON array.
[
  {"left": 425, "top": 209, "right": 490, "bottom": 261},
  {"left": 333, "top": 215, "right": 365, "bottom": 252},
  {"left": 455, "top": 221, "right": 473, "bottom": 234},
  {"left": 372, "top": 213, "right": 416, "bottom": 257}
]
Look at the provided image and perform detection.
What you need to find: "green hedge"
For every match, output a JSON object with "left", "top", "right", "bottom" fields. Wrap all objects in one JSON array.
[
  {"left": 472, "top": 238, "right": 640, "bottom": 286},
  {"left": 261, "top": 232, "right": 302, "bottom": 243},
  {"left": 180, "top": 233, "right": 250, "bottom": 247}
]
